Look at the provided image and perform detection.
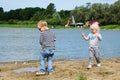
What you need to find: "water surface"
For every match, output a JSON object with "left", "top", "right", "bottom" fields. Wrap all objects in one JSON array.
[{"left": 0, "top": 28, "right": 120, "bottom": 62}]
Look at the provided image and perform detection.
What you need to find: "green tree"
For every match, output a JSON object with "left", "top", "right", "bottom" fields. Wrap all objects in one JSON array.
[
  {"left": 45, "top": 3, "right": 56, "bottom": 18},
  {"left": 19, "top": 7, "right": 37, "bottom": 20},
  {"left": 110, "top": 0, "right": 120, "bottom": 24},
  {"left": 71, "top": 6, "right": 88, "bottom": 23},
  {"left": 58, "top": 10, "right": 71, "bottom": 25},
  {"left": 0, "top": 7, "right": 4, "bottom": 20},
  {"left": 90, "top": 3, "right": 111, "bottom": 24},
  {"left": 3, "top": 9, "right": 22, "bottom": 21},
  {"left": 31, "top": 8, "right": 46, "bottom": 21}
]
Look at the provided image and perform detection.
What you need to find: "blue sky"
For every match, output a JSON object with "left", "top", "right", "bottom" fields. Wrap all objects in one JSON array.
[{"left": 0, "top": 0, "right": 117, "bottom": 11}]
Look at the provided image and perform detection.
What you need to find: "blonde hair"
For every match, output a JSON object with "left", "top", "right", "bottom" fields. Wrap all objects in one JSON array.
[
  {"left": 90, "top": 24, "right": 100, "bottom": 32},
  {"left": 37, "top": 20, "right": 47, "bottom": 29}
]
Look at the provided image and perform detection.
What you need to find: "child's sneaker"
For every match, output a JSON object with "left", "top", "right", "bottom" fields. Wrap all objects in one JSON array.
[
  {"left": 97, "top": 63, "right": 101, "bottom": 67},
  {"left": 36, "top": 71, "right": 45, "bottom": 76},
  {"left": 87, "top": 64, "right": 92, "bottom": 69},
  {"left": 49, "top": 72, "right": 53, "bottom": 75},
  {"left": 48, "top": 71, "right": 54, "bottom": 75}
]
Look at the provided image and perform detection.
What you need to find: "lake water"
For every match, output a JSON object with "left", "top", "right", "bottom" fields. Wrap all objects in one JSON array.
[{"left": 0, "top": 28, "right": 120, "bottom": 62}]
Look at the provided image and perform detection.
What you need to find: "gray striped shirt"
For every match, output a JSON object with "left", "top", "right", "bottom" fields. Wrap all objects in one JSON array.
[{"left": 40, "top": 29, "right": 56, "bottom": 50}]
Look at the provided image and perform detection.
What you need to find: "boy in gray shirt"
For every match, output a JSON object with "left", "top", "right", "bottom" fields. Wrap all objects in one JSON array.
[
  {"left": 36, "top": 20, "right": 56, "bottom": 75},
  {"left": 81, "top": 23, "right": 102, "bottom": 69}
]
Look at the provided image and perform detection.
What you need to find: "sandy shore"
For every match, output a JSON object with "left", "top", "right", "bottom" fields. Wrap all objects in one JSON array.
[{"left": 0, "top": 58, "right": 120, "bottom": 80}]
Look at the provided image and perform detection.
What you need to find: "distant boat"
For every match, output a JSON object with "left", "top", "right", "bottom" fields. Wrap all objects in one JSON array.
[
  {"left": 71, "top": 15, "right": 76, "bottom": 25},
  {"left": 70, "top": 15, "right": 84, "bottom": 27}
]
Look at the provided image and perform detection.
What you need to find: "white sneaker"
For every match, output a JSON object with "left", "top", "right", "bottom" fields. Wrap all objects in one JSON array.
[
  {"left": 36, "top": 71, "right": 45, "bottom": 76},
  {"left": 87, "top": 65, "right": 92, "bottom": 69},
  {"left": 48, "top": 71, "right": 54, "bottom": 75},
  {"left": 97, "top": 63, "right": 101, "bottom": 67},
  {"left": 49, "top": 72, "right": 53, "bottom": 75}
]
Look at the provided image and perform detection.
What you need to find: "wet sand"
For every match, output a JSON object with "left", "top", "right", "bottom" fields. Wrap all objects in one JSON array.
[{"left": 0, "top": 58, "right": 120, "bottom": 80}]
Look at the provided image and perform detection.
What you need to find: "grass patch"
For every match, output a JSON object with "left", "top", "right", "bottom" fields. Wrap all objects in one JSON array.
[
  {"left": 0, "top": 24, "right": 36, "bottom": 28},
  {"left": 101, "top": 25, "right": 120, "bottom": 30},
  {"left": 0, "top": 24, "right": 75, "bottom": 29},
  {"left": 0, "top": 24, "right": 120, "bottom": 30},
  {"left": 79, "top": 73, "right": 87, "bottom": 80}
]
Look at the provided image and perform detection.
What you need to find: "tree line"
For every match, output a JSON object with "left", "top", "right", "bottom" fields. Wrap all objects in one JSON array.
[{"left": 0, "top": 0, "right": 120, "bottom": 25}]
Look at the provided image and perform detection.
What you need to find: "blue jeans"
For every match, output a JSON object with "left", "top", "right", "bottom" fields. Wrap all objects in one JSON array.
[{"left": 40, "top": 49, "right": 54, "bottom": 73}]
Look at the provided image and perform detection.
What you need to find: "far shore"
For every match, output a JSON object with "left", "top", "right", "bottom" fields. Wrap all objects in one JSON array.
[
  {"left": 0, "top": 58, "right": 120, "bottom": 80},
  {"left": 0, "top": 24, "right": 120, "bottom": 30}
]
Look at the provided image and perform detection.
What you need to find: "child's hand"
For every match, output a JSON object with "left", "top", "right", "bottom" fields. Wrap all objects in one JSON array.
[
  {"left": 81, "top": 32, "right": 85, "bottom": 37},
  {"left": 81, "top": 32, "right": 88, "bottom": 40},
  {"left": 95, "top": 33, "right": 99, "bottom": 38},
  {"left": 95, "top": 33, "right": 102, "bottom": 40}
]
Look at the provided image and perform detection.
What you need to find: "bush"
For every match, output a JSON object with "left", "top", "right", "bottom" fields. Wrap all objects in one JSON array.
[
  {"left": 8, "top": 19, "right": 18, "bottom": 24},
  {"left": 46, "top": 18, "right": 62, "bottom": 25},
  {"left": 17, "top": 20, "right": 36, "bottom": 24}
]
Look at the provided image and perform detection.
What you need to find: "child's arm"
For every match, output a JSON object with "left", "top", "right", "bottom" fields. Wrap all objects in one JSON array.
[
  {"left": 40, "top": 33, "right": 44, "bottom": 45},
  {"left": 81, "top": 32, "right": 89, "bottom": 41},
  {"left": 95, "top": 33, "right": 102, "bottom": 41},
  {"left": 54, "top": 34, "right": 56, "bottom": 42}
]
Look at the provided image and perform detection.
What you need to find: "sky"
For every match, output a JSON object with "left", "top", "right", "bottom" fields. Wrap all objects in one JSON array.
[{"left": 0, "top": 0, "right": 117, "bottom": 12}]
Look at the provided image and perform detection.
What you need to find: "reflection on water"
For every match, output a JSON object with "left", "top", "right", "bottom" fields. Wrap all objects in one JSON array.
[{"left": 0, "top": 28, "right": 120, "bottom": 62}]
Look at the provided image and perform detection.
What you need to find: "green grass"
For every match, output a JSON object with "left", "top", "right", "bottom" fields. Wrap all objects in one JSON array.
[
  {"left": 0, "top": 24, "right": 72, "bottom": 29},
  {"left": 0, "top": 24, "right": 120, "bottom": 30},
  {"left": 79, "top": 73, "right": 87, "bottom": 80},
  {"left": 101, "top": 25, "right": 120, "bottom": 30},
  {"left": 0, "top": 24, "right": 36, "bottom": 28}
]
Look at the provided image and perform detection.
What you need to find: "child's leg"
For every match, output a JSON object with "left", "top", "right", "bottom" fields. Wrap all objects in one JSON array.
[
  {"left": 94, "top": 47, "right": 101, "bottom": 64},
  {"left": 40, "top": 50, "right": 46, "bottom": 72},
  {"left": 89, "top": 47, "right": 94, "bottom": 65},
  {"left": 47, "top": 49, "right": 54, "bottom": 73},
  {"left": 47, "top": 55, "right": 54, "bottom": 72}
]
